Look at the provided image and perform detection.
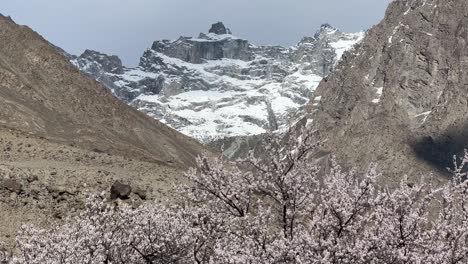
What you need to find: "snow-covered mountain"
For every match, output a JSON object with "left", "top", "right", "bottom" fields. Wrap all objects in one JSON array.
[{"left": 71, "top": 22, "right": 364, "bottom": 142}]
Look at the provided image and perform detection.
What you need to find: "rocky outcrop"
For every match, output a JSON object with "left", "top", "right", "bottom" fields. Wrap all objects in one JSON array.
[
  {"left": 78, "top": 49, "right": 124, "bottom": 74},
  {"left": 209, "top": 22, "right": 232, "bottom": 35},
  {"left": 73, "top": 23, "right": 364, "bottom": 142},
  {"left": 148, "top": 22, "right": 250, "bottom": 64},
  {"left": 149, "top": 34, "right": 252, "bottom": 64},
  {"left": 307, "top": 0, "right": 468, "bottom": 183}
]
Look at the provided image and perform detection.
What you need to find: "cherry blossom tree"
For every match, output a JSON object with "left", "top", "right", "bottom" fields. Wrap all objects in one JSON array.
[
  {"left": 5, "top": 130, "right": 468, "bottom": 263},
  {"left": 13, "top": 196, "right": 195, "bottom": 264}
]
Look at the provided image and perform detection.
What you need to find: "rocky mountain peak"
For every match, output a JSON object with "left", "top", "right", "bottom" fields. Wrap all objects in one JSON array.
[
  {"left": 320, "top": 23, "right": 336, "bottom": 30},
  {"left": 314, "top": 23, "right": 339, "bottom": 39},
  {"left": 293, "top": 24, "right": 364, "bottom": 77},
  {"left": 209, "top": 22, "right": 232, "bottom": 35},
  {"left": 145, "top": 23, "right": 251, "bottom": 64}
]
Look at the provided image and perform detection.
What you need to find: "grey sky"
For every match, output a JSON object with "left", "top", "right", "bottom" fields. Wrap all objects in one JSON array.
[{"left": 1, "top": 0, "right": 390, "bottom": 66}]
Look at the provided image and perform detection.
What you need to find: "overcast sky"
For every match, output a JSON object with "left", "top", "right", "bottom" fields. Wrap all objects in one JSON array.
[{"left": 1, "top": 0, "right": 390, "bottom": 66}]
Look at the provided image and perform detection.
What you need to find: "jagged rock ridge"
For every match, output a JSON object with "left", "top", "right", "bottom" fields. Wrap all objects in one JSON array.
[
  {"left": 308, "top": 0, "right": 468, "bottom": 183},
  {"left": 72, "top": 22, "right": 364, "bottom": 142}
]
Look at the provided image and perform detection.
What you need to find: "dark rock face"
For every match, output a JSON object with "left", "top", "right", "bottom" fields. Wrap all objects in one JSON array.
[
  {"left": 150, "top": 35, "right": 252, "bottom": 64},
  {"left": 307, "top": 0, "right": 468, "bottom": 183},
  {"left": 209, "top": 22, "right": 232, "bottom": 35},
  {"left": 79, "top": 49, "right": 124, "bottom": 74},
  {"left": 110, "top": 181, "right": 132, "bottom": 200}
]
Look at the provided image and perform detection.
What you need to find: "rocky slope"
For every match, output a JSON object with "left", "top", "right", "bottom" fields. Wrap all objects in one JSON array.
[
  {"left": 308, "top": 0, "right": 468, "bottom": 184},
  {"left": 73, "top": 22, "right": 364, "bottom": 142},
  {"left": 0, "top": 128, "right": 184, "bottom": 244},
  {"left": 0, "top": 14, "right": 206, "bottom": 242},
  {"left": 0, "top": 15, "right": 204, "bottom": 167}
]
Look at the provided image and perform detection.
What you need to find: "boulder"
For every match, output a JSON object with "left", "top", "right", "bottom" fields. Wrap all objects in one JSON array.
[
  {"left": 110, "top": 181, "right": 132, "bottom": 200},
  {"left": 133, "top": 186, "right": 147, "bottom": 200}
]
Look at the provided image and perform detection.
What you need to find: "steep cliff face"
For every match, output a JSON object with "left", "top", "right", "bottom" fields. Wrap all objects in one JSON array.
[
  {"left": 77, "top": 49, "right": 124, "bottom": 74},
  {"left": 150, "top": 33, "right": 252, "bottom": 64},
  {"left": 309, "top": 0, "right": 468, "bottom": 183},
  {"left": 73, "top": 22, "right": 364, "bottom": 142},
  {"left": 0, "top": 15, "right": 205, "bottom": 167}
]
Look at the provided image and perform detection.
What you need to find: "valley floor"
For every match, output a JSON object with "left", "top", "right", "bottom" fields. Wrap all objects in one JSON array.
[{"left": 0, "top": 128, "right": 186, "bottom": 245}]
